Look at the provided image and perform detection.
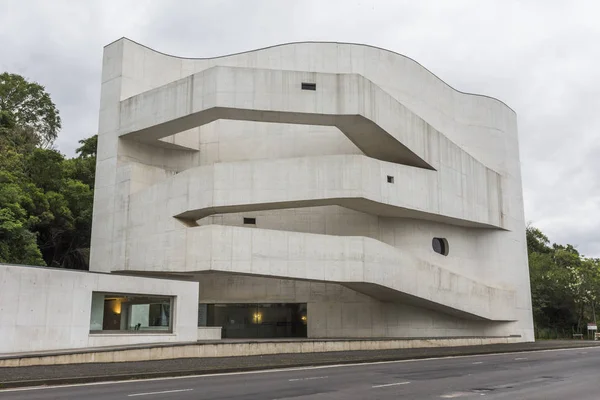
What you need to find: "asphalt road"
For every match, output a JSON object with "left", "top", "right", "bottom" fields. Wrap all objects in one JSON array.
[{"left": 1, "top": 346, "right": 599, "bottom": 399}]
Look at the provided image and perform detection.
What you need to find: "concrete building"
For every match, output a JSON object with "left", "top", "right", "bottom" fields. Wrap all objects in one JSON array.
[
  {"left": 0, "top": 39, "right": 534, "bottom": 354},
  {"left": 89, "top": 38, "right": 533, "bottom": 342}
]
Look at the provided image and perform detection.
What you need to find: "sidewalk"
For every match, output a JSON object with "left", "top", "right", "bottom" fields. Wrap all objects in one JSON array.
[{"left": 1, "top": 340, "right": 598, "bottom": 389}]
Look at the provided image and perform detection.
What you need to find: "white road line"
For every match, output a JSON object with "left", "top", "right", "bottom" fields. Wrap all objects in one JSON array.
[
  {"left": 288, "top": 376, "right": 328, "bottom": 382},
  {"left": 472, "top": 361, "right": 483, "bottom": 364},
  {"left": 372, "top": 381, "right": 410, "bottom": 388},
  {"left": 2, "top": 345, "right": 599, "bottom": 393},
  {"left": 128, "top": 388, "right": 194, "bottom": 397},
  {"left": 514, "top": 357, "right": 528, "bottom": 360}
]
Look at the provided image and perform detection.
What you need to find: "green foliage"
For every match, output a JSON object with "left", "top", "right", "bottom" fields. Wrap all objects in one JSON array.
[
  {"left": 75, "top": 134, "right": 97, "bottom": 158},
  {"left": 527, "top": 225, "right": 600, "bottom": 338},
  {"left": 0, "top": 72, "right": 95, "bottom": 270},
  {"left": 26, "top": 148, "right": 65, "bottom": 192},
  {"left": 0, "top": 137, "right": 96, "bottom": 269},
  {"left": 0, "top": 208, "right": 45, "bottom": 265},
  {"left": 0, "top": 72, "right": 61, "bottom": 148}
]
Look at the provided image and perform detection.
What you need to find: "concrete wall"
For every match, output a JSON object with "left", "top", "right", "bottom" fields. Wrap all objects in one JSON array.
[
  {"left": 197, "top": 274, "right": 514, "bottom": 338},
  {"left": 90, "top": 39, "right": 534, "bottom": 342},
  {"left": 0, "top": 336, "right": 523, "bottom": 368},
  {"left": 0, "top": 264, "right": 199, "bottom": 354},
  {"left": 197, "top": 327, "right": 222, "bottom": 340}
]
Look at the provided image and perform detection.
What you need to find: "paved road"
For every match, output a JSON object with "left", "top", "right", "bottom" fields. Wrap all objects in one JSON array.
[{"left": 1, "top": 346, "right": 599, "bottom": 399}]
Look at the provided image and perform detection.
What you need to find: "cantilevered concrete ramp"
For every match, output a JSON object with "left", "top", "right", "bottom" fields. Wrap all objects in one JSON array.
[
  {"left": 125, "top": 224, "right": 515, "bottom": 321},
  {"left": 130, "top": 154, "right": 503, "bottom": 229},
  {"left": 119, "top": 66, "right": 511, "bottom": 322},
  {"left": 118, "top": 66, "right": 500, "bottom": 175}
]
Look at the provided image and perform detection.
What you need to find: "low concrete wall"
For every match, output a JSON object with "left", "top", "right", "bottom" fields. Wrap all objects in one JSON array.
[
  {"left": 0, "top": 264, "right": 199, "bottom": 354},
  {"left": 0, "top": 337, "right": 522, "bottom": 367}
]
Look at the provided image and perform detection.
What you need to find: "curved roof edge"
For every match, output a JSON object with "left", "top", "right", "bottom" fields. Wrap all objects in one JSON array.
[{"left": 104, "top": 36, "right": 515, "bottom": 114}]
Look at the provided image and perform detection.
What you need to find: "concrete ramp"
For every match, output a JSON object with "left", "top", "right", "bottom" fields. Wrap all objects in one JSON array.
[{"left": 126, "top": 225, "right": 516, "bottom": 321}]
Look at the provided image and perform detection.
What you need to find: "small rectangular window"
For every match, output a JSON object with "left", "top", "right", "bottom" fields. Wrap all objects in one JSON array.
[
  {"left": 387, "top": 175, "right": 394, "bottom": 183},
  {"left": 244, "top": 217, "right": 256, "bottom": 225},
  {"left": 301, "top": 82, "right": 316, "bottom": 91}
]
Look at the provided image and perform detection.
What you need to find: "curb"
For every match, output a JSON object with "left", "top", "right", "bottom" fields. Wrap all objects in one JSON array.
[{"left": 1, "top": 343, "right": 598, "bottom": 389}]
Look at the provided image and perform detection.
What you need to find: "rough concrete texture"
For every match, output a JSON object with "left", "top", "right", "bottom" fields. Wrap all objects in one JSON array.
[
  {"left": 90, "top": 39, "right": 534, "bottom": 341},
  {"left": 0, "top": 336, "right": 521, "bottom": 367},
  {"left": 197, "top": 327, "right": 222, "bottom": 340},
  {"left": 0, "top": 264, "right": 198, "bottom": 354}
]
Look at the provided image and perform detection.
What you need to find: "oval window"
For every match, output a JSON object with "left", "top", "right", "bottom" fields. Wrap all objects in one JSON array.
[{"left": 432, "top": 237, "right": 449, "bottom": 256}]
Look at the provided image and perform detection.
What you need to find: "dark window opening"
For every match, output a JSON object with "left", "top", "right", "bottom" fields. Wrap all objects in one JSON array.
[
  {"left": 387, "top": 175, "right": 394, "bottom": 183},
  {"left": 432, "top": 237, "right": 449, "bottom": 256},
  {"left": 243, "top": 217, "right": 256, "bottom": 225},
  {"left": 301, "top": 82, "right": 316, "bottom": 91},
  {"left": 202, "top": 303, "right": 307, "bottom": 338}
]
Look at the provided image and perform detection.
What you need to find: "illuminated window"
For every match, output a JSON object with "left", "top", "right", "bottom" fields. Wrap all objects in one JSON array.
[{"left": 90, "top": 292, "right": 173, "bottom": 333}]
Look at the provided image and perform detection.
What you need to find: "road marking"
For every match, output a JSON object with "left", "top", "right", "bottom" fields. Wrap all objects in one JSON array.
[
  {"left": 514, "top": 357, "right": 528, "bottom": 360},
  {"left": 288, "top": 376, "right": 328, "bottom": 381},
  {"left": 372, "top": 381, "right": 410, "bottom": 388},
  {"left": 128, "top": 388, "right": 193, "bottom": 397},
  {"left": 472, "top": 361, "right": 483, "bottom": 364},
  {"left": 2, "top": 345, "right": 599, "bottom": 393}
]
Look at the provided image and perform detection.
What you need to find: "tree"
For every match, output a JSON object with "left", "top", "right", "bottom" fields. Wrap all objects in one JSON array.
[
  {"left": 0, "top": 72, "right": 61, "bottom": 148},
  {"left": 527, "top": 224, "right": 600, "bottom": 338},
  {"left": 0, "top": 135, "right": 96, "bottom": 269},
  {"left": 0, "top": 181, "right": 46, "bottom": 265},
  {"left": 0, "top": 110, "right": 38, "bottom": 153},
  {"left": 75, "top": 134, "right": 97, "bottom": 158},
  {"left": 0, "top": 72, "right": 96, "bottom": 270},
  {"left": 32, "top": 136, "right": 96, "bottom": 269},
  {"left": 26, "top": 148, "right": 65, "bottom": 192},
  {"left": 526, "top": 225, "right": 551, "bottom": 254},
  {"left": 63, "top": 135, "right": 97, "bottom": 187}
]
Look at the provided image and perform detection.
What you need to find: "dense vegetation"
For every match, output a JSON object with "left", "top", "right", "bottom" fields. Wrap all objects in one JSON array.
[
  {"left": 0, "top": 72, "right": 96, "bottom": 269},
  {"left": 1, "top": 72, "right": 598, "bottom": 337},
  {"left": 527, "top": 226, "right": 599, "bottom": 337}
]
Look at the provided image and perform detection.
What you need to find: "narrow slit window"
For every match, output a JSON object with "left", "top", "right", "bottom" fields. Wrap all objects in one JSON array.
[
  {"left": 301, "top": 82, "right": 316, "bottom": 91},
  {"left": 387, "top": 175, "right": 394, "bottom": 183},
  {"left": 244, "top": 217, "right": 256, "bottom": 225}
]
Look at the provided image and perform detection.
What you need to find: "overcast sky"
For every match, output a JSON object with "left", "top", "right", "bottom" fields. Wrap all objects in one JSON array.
[{"left": 2, "top": 0, "right": 599, "bottom": 256}]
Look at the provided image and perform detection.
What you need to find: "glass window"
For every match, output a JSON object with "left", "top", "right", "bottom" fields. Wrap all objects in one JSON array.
[
  {"left": 90, "top": 292, "right": 174, "bottom": 333},
  {"left": 201, "top": 303, "right": 307, "bottom": 338}
]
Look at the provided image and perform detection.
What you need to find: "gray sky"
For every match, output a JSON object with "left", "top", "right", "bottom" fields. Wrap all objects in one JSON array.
[{"left": 2, "top": 0, "right": 599, "bottom": 256}]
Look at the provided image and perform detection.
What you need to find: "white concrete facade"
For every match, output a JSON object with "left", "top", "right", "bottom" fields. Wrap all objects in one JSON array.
[
  {"left": 0, "top": 264, "right": 198, "bottom": 354},
  {"left": 90, "top": 39, "right": 534, "bottom": 341}
]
